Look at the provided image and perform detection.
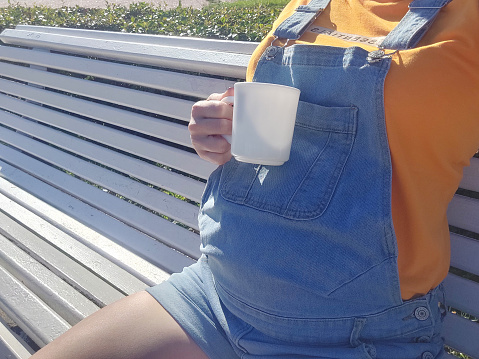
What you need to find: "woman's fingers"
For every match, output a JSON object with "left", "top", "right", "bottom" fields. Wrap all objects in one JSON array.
[{"left": 189, "top": 89, "right": 235, "bottom": 165}]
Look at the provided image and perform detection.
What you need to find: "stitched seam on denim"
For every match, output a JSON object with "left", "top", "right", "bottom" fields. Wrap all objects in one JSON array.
[
  {"left": 361, "top": 343, "right": 376, "bottom": 359},
  {"left": 169, "top": 281, "right": 220, "bottom": 329},
  {"left": 371, "top": 57, "right": 398, "bottom": 260},
  {"left": 234, "top": 325, "right": 254, "bottom": 355},
  {"left": 243, "top": 165, "right": 264, "bottom": 204},
  {"left": 295, "top": 122, "right": 355, "bottom": 134},
  {"left": 218, "top": 281, "right": 360, "bottom": 322},
  {"left": 228, "top": 127, "right": 356, "bottom": 220},
  {"left": 285, "top": 131, "right": 331, "bottom": 214},
  {"left": 220, "top": 120, "right": 357, "bottom": 219},
  {"left": 371, "top": 324, "right": 435, "bottom": 342},
  {"left": 327, "top": 256, "right": 397, "bottom": 296},
  {"left": 373, "top": 58, "right": 403, "bottom": 303},
  {"left": 296, "top": 128, "right": 356, "bottom": 218}
]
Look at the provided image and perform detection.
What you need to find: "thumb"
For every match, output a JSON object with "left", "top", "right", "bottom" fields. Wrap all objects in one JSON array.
[{"left": 207, "top": 86, "right": 234, "bottom": 101}]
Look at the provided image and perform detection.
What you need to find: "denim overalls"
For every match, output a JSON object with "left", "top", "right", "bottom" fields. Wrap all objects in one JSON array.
[{"left": 195, "top": 1, "right": 451, "bottom": 358}]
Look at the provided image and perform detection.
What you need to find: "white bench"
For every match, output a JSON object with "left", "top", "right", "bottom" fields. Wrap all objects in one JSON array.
[{"left": 0, "top": 25, "right": 477, "bottom": 359}]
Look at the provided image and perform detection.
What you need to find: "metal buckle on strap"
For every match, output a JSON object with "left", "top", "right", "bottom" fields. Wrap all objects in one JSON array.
[
  {"left": 367, "top": 47, "right": 399, "bottom": 63},
  {"left": 266, "top": 36, "right": 289, "bottom": 60},
  {"left": 270, "top": 36, "right": 290, "bottom": 48}
]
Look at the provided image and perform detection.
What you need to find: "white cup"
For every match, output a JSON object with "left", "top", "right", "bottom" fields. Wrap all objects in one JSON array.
[{"left": 222, "top": 82, "right": 300, "bottom": 166}]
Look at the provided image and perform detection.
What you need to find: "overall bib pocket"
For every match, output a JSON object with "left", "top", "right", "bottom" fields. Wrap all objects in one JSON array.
[{"left": 220, "top": 100, "right": 358, "bottom": 220}]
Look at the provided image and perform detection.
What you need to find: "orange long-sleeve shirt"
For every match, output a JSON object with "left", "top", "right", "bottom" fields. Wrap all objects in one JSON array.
[{"left": 246, "top": 0, "right": 479, "bottom": 299}]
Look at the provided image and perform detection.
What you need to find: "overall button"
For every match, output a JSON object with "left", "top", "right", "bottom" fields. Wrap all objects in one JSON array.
[
  {"left": 414, "top": 307, "right": 430, "bottom": 321},
  {"left": 422, "top": 352, "right": 434, "bottom": 359},
  {"left": 265, "top": 46, "right": 279, "bottom": 59}
]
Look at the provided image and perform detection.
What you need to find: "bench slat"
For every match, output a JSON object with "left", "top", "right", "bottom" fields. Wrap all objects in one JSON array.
[
  {"left": 450, "top": 233, "right": 479, "bottom": 276},
  {"left": 0, "top": 45, "right": 234, "bottom": 98},
  {"left": 0, "top": 123, "right": 201, "bottom": 230},
  {"left": 447, "top": 194, "right": 479, "bottom": 234},
  {"left": 0, "top": 95, "right": 215, "bottom": 180},
  {"left": 0, "top": 92, "right": 206, "bottom": 202},
  {"left": 443, "top": 312, "right": 479, "bottom": 359},
  {"left": 459, "top": 157, "right": 479, "bottom": 192},
  {"left": 444, "top": 273, "right": 479, "bottom": 318},
  {"left": 14, "top": 25, "right": 259, "bottom": 54},
  {"left": 0, "top": 317, "right": 34, "bottom": 359},
  {"left": 0, "top": 208, "right": 125, "bottom": 307},
  {"left": 0, "top": 183, "right": 153, "bottom": 294},
  {"left": 0, "top": 232, "right": 99, "bottom": 325},
  {"left": 0, "top": 77, "right": 192, "bottom": 148},
  {"left": 0, "top": 61, "right": 193, "bottom": 122},
  {"left": 0, "top": 264, "right": 71, "bottom": 347},
  {"left": 0, "top": 156, "right": 199, "bottom": 272},
  {"left": 0, "top": 29, "right": 251, "bottom": 78}
]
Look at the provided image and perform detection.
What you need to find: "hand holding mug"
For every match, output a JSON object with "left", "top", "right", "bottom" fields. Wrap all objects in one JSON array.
[
  {"left": 190, "top": 82, "right": 300, "bottom": 166},
  {"left": 189, "top": 88, "right": 234, "bottom": 165}
]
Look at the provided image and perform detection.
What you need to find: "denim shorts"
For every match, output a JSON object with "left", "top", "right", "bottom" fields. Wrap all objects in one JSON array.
[{"left": 146, "top": 259, "right": 446, "bottom": 359}]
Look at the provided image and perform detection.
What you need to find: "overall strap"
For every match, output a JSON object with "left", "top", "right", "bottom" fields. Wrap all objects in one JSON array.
[
  {"left": 273, "top": 0, "right": 332, "bottom": 41},
  {"left": 380, "top": 0, "right": 453, "bottom": 50}
]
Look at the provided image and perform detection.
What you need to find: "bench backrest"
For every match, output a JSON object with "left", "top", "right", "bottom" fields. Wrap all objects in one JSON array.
[
  {"left": 0, "top": 26, "right": 477, "bottom": 358},
  {"left": 0, "top": 25, "right": 253, "bottom": 353}
]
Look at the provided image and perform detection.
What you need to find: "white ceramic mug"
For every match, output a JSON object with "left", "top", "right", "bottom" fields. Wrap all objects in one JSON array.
[{"left": 222, "top": 82, "right": 300, "bottom": 166}]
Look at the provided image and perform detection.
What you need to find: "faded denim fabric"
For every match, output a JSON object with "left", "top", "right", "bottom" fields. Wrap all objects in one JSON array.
[
  {"left": 148, "top": 0, "right": 452, "bottom": 358},
  {"left": 197, "top": 0, "right": 451, "bottom": 357}
]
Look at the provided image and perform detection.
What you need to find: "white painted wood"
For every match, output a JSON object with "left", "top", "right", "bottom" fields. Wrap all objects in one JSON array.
[
  {"left": 0, "top": 264, "right": 71, "bottom": 347},
  {"left": 0, "top": 29, "right": 251, "bottom": 78},
  {"left": 0, "top": 156, "right": 199, "bottom": 272},
  {"left": 0, "top": 61, "right": 193, "bottom": 122},
  {"left": 0, "top": 318, "right": 33, "bottom": 359},
  {"left": 14, "top": 25, "right": 259, "bottom": 54},
  {"left": 0, "top": 185, "right": 153, "bottom": 294},
  {"left": 0, "top": 89, "right": 207, "bottom": 202},
  {"left": 447, "top": 194, "right": 479, "bottom": 234},
  {"left": 459, "top": 157, "right": 479, "bottom": 192},
  {"left": 0, "top": 124, "right": 201, "bottom": 230},
  {"left": 450, "top": 233, "right": 479, "bottom": 276},
  {"left": 0, "top": 77, "right": 192, "bottom": 146},
  {"left": 0, "top": 233, "right": 99, "bottom": 325},
  {"left": 0, "top": 45, "right": 235, "bottom": 99},
  {"left": 0, "top": 94, "right": 215, "bottom": 180},
  {"left": 443, "top": 312, "right": 479, "bottom": 359},
  {"left": 0, "top": 210, "right": 125, "bottom": 307},
  {"left": 444, "top": 273, "right": 479, "bottom": 318},
  {"left": 3, "top": 105, "right": 204, "bottom": 205}
]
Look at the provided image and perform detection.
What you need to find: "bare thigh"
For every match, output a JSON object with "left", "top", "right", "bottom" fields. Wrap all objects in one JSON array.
[{"left": 31, "top": 291, "right": 209, "bottom": 359}]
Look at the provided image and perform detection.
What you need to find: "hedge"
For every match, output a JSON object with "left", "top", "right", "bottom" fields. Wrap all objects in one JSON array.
[{"left": 0, "top": 1, "right": 286, "bottom": 41}]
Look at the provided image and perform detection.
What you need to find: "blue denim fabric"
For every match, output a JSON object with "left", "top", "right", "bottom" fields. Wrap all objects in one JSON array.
[
  {"left": 272, "top": 0, "right": 331, "bottom": 40},
  {"left": 148, "top": 259, "right": 446, "bottom": 359},
  {"left": 380, "top": 0, "right": 453, "bottom": 50},
  {"left": 149, "top": 0, "right": 452, "bottom": 358}
]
